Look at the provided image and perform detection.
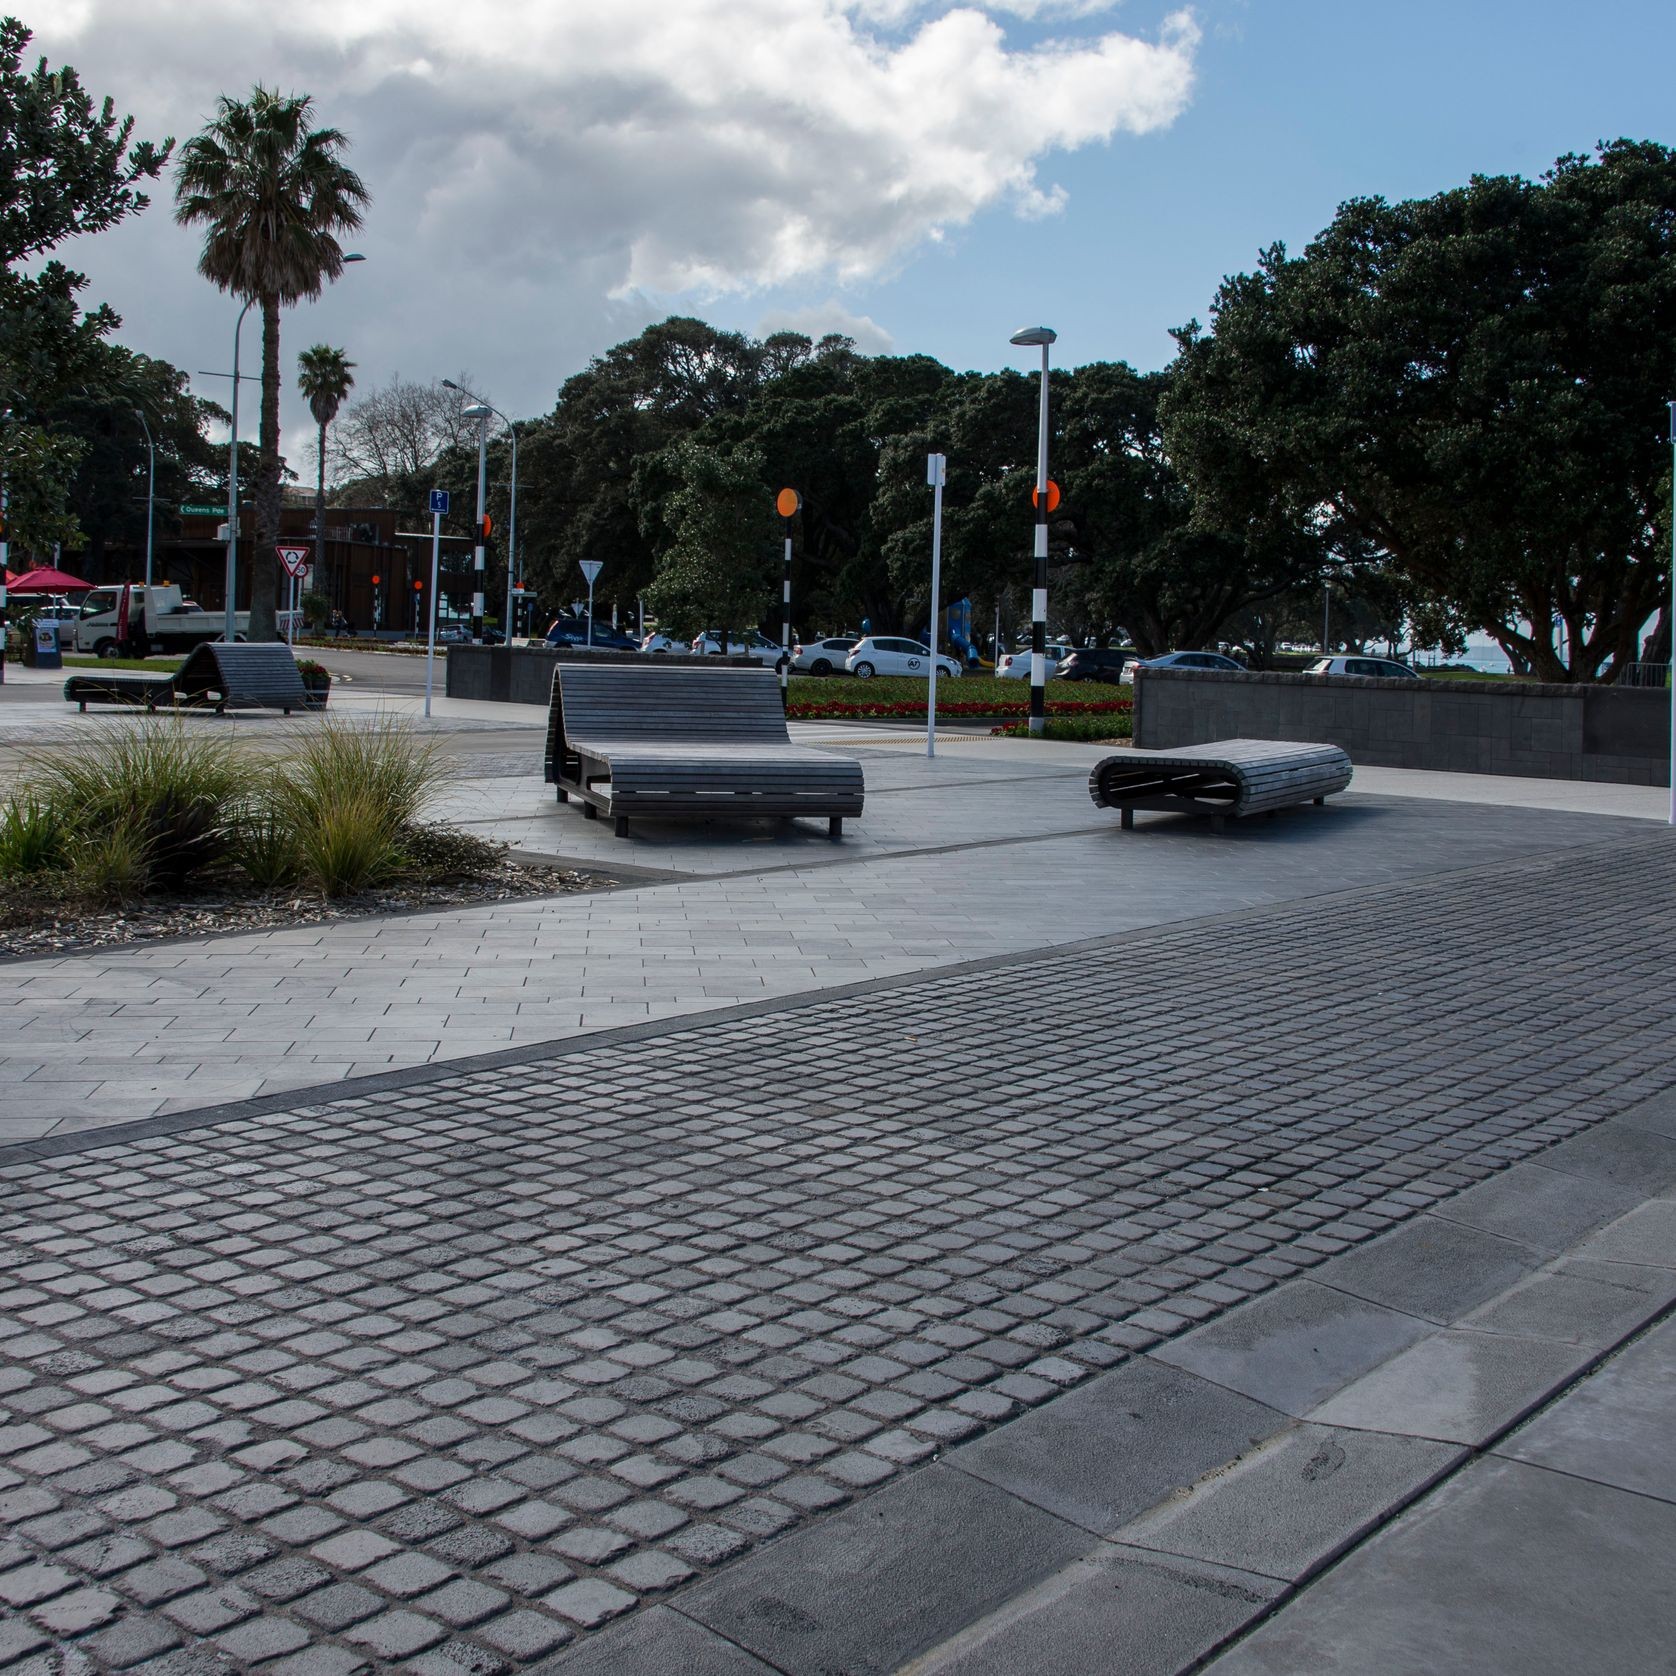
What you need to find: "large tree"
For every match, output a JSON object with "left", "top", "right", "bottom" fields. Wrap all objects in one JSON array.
[
  {"left": 1165, "top": 141, "right": 1676, "bottom": 681},
  {"left": 174, "top": 87, "right": 367, "bottom": 639},
  {"left": 295, "top": 342, "right": 354, "bottom": 598},
  {"left": 0, "top": 17, "right": 171, "bottom": 556}
]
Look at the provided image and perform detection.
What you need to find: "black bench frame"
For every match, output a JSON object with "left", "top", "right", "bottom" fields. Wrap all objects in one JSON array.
[
  {"left": 63, "top": 643, "right": 312, "bottom": 716},
  {"left": 1090, "top": 739, "right": 1353, "bottom": 830},
  {"left": 544, "top": 663, "right": 865, "bottom": 838}
]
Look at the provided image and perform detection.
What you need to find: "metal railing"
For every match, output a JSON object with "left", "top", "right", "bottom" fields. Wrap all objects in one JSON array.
[{"left": 1613, "top": 661, "right": 1673, "bottom": 689}]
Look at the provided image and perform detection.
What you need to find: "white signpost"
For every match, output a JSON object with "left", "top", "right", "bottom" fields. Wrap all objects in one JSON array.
[
  {"left": 276, "top": 545, "right": 310, "bottom": 645},
  {"left": 925, "top": 454, "right": 947, "bottom": 758},
  {"left": 425, "top": 490, "right": 449, "bottom": 717},
  {"left": 579, "top": 559, "right": 603, "bottom": 647}
]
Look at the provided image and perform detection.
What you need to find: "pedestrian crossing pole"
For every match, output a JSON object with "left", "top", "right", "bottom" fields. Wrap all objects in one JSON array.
[
  {"left": 776, "top": 488, "right": 800, "bottom": 700},
  {"left": 926, "top": 453, "right": 946, "bottom": 759},
  {"left": 1010, "top": 326, "right": 1057, "bottom": 737},
  {"left": 1668, "top": 400, "right": 1675, "bottom": 827}
]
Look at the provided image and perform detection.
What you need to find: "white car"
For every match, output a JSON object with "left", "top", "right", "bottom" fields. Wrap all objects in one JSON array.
[
  {"left": 794, "top": 636, "right": 859, "bottom": 675},
  {"left": 691, "top": 630, "right": 787, "bottom": 667},
  {"left": 995, "top": 646, "right": 1072, "bottom": 681},
  {"left": 844, "top": 636, "right": 961, "bottom": 679},
  {"left": 1305, "top": 655, "right": 1421, "bottom": 680},
  {"left": 1121, "top": 650, "right": 1246, "bottom": 684},
  {"left": 640, "top": 632, "right": 683, "bottom": 654}
]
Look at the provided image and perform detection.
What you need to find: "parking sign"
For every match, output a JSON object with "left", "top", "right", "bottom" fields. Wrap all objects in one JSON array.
[{"left": 429, "top": 489, "right": 450, "bottom": 515}]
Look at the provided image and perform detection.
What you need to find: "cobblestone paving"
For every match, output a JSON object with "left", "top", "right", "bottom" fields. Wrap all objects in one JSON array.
[{"left": 1, "top": 834, "right": 1673, "bottom": 1672}]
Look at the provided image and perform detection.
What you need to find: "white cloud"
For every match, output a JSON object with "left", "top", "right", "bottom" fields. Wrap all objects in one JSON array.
[
  {"left": 757, "top": 303, "right": 896, "bottom": 353},
  {"left": 35, "top": 2, "right": 1198, "bottom": 435}
]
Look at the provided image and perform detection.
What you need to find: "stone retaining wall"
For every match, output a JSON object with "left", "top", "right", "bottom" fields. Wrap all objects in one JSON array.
[{"left": 1133, "top": 666, "right": 1671, "bottom": 786}]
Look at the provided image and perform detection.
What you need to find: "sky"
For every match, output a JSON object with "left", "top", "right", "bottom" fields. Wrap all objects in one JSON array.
[{"left": 35, "top": 0, "right": 1676, "bottom": 454}]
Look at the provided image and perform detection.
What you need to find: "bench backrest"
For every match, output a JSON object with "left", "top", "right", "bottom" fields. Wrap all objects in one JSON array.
[
  {"left": 553, "top": 664, "right": 793, "bottom": 747},
  {"left": 175, "top": 643, "right": 308, "bottom": 709}
]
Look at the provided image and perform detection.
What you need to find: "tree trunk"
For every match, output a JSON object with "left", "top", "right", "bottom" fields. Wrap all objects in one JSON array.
[
  {"left": 250, "top": 294, "right": 282, "bottom": 642},
  {"left": 315, "top": 419, "right": 327, "bottom": 608}
]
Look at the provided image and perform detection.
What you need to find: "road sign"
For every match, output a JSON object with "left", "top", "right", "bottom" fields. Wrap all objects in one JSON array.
[
  {"left": 579, "top": 560, "right": 603, "bottom": 584},
  {"left": 429, "top": 489, "right": 450, "bottom": 515},
  {"left": 775, "top": 487, "right": 800, "bottom": 519},
  {"left": 276, "top": 545, "right": 311, "bottom": 578},
  {"left": 1031, "top": 479, "right": 1061, "bottom": 513}
]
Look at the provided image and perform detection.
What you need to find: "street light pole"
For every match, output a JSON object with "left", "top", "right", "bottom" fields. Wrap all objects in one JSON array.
[
  {"left": 444, "top": 381, "right": 518, "bottom": 642},
  {"left": 1010, "top": 326, "right": 1056, "bottom": 737},
  {"left": 134, "top": 409, "right": 156, "bottom": 594},
  {"left": 1668, "top": 400, "right": 1674, "bottom": 827},
  {"left": 469, "top": 407, "right": 488, "bottom": 641}
]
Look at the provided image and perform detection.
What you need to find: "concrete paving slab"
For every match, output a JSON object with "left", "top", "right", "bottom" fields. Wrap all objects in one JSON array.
[
  {"left": 537, "top": 1605, "right": 777, "bottom": 1674},
  {"left": 1456, "top": 1255, "right": 1676, "bottom": 1348},
  {"left": 1496, "top": 1315, "right": 1676, "bottom": 1504},
  {"left": 902, "top": 1546, "right": 1282, "bottom": 1676},
  {"left": 1568, "top": 1199, "right": 1676, "bottom": 1270},
  {"left": 1613, "top": 1088, "right": 1676, "bottom": 1139},
  {"left": 949, "top": 1359, "right": 1284, "bottom": 1537},
  {"left": 1307, "top": 1328, "right": 1591, "bottom": 1445},
  {"left": 1309, "top": 1215, "right": 1546, "bottom": 1324},
  {"left": 1428, "top": 1160, "right": 1642, "bottom": 1251},
  {"left": 1151, "top": 1280, "right": 1433, "bottom": 1416},
  {"left": 676, "top": 1465, "right": 1089, "bottom": 1676},
  {"left": 1202, "top": 1457, "right": 1676, "bottom": 1675},
  {"left": 1119, "top": 1422, "right": 1462, "bottom": 1585},
  {"left": 1535, "top": 1120, "right": 1676, "bottom": 1193}
]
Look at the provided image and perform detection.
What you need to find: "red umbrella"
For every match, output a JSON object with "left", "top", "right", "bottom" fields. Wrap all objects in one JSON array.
[{"left": 6, "top": 566, "right": 95, "bottom": 594}]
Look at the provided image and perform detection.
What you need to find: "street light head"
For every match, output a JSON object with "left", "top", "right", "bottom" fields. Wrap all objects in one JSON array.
[
  {"left": 343, "top": 253, "right": 367, "bottom": 264},
  {"left": 462, "top": 404, "right": 492, "bottom": 420},
  {"left": 441, "top": 379, "right": 460, "bottom": 392},
  {"left": 1009, "top": 326, "right": 1057, "bottom": 348}
]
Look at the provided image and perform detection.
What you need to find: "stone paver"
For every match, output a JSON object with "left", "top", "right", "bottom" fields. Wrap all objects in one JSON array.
[
  {"left": 0, "top": 835, "right": 1673, "bottom": 1668},
  {"left": 2, "top": 743, "right": 1663, "bottom": 1137}
]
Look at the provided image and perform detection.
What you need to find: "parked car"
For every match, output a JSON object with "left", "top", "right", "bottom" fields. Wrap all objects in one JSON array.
[
  {"left": 548, "top": 618, "right": 637, "bottom": 651},
  {"left": 1121, "top": 650, "right": 1246, "bottom": 684},
  {"left": 692, "top": 631, "right": 788, "bottom": 667},
  {"left": 844, "top": 636, "right": 961, "bottom": 679},
  {"left": 794, "top": 636, "right": 859, "bottom": 675},
  {"left": 1305, "top": 655, "right": 1421, "bottom": 680},
  {"left": 1059, "top": 646, "right": 1134, "bottom": 683},
  {"left": 995, "top": 644, "right": 1074, "bottom": 681},
  {"left": 641, "top": 631, "right": 683, "bottom": 654}
]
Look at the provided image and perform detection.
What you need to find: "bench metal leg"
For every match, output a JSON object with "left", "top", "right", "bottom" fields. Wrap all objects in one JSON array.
[
  {"left": 614, "top": 816, "right": 630, "bottom": 837},
  {"left": 1120, "top": 808, "right": 1134, "bottom": 830},
  {"left": 556, "top": 787, "right": 568, "bottom": 802},
  {"left": 582, "top": 802, "right": 598, "bottom": 820},
  {"left": 1313, "top": 795, "right": 1325, "bottom": 805},
  {"left": 829, "top": 816, "right": 843, "bottom": 839}
]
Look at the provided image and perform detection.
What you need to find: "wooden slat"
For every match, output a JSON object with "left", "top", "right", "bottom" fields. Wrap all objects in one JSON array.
[{"left": 1089, "top": 737, "right": 1351, "bottom": 826}]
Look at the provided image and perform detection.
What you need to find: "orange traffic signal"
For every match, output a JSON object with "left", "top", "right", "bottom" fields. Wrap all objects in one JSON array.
[{"left": 370, "top": 573, "right": 381, "bottom": 586}]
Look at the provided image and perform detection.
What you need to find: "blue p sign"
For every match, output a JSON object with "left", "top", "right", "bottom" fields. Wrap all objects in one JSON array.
[{"left": 429, "top": 489, "right": 450, "bottom": 515}]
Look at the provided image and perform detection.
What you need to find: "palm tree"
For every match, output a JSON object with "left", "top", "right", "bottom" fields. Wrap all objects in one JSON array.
[
  {"left": 296, "top": 344, "right": 355, "bottom": 609},
  {"left": 174, "top": 87, "right": 368, "bottom": 640}
]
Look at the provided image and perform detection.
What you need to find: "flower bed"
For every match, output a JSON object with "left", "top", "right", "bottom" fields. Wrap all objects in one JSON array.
[{"left": 787, "top": 697, "right": 1132, "bottom": 720}]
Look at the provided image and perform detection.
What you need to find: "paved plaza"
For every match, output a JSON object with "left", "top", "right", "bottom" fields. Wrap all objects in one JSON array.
[{"left": 1, "top": 685, "right": 1674, "bottom": 1671}]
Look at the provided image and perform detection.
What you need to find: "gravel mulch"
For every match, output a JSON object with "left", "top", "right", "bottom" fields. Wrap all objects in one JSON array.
[{"left": 0, "top": 855, "right": 616, "bottom": 960}]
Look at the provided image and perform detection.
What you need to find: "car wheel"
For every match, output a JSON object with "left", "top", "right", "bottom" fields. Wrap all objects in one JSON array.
[
  {"left": 945, "top": 665, "right": 961, "bottom": 678},
  {"left": 853, "top": 661, "right": 875, "bottom": 679},
  {"left": 94, "top": 638, "right": 118, "bottom": 659},
  {"left": 811, "top": 658, "right": 832, "bottom": 676}
]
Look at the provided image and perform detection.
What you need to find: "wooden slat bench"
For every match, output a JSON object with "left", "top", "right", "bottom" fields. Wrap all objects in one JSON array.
[
  {"left": 64, "top": 643, "right": 311, "bottom": 715},
  {"left": 1089, "top": 739, "right": 1352, "bottom": 830},
  {"left": 544, "top": 663, "right": 865, "bottom": 838}
]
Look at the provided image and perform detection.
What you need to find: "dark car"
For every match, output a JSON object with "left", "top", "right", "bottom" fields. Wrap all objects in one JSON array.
[
  {"left": 546, "top": 618, "right": 639, "bottom": 652},
  {"left": 1059, "top": 646, "right": 1133, "bottom": 683}
]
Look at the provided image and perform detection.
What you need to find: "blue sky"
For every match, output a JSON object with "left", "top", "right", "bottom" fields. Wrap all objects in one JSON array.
[
  {"left": 712, "top": 0, "right": 1676, "bottom": 377},
  {"left": 42, "top": 0, "right": 1676, "bottom": 436}
]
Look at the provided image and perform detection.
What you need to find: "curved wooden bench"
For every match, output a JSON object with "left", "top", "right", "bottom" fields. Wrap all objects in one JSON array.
[
  {"left": 544, "top": 663, "right": 864, "bottom": 838},
  {"left": 65, "top": 643, "right": 310, "bottom": 715},
  {"left": 1089, "top": 739, "right": 1352, "bottom": 830}
]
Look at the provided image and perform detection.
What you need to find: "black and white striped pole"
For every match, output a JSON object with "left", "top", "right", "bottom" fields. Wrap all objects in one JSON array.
[
  {"left": 1010, "top": 326, "right": 1056, "bottom": 737},
  {"left": 776, "top": 487, "right": 800, "bottom": 700},
  {"left": 463, "top": 403, "right": 491, "bottom": 641}
]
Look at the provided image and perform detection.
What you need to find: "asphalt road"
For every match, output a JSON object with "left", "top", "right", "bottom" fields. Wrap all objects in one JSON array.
[{"left": 308, "top": 642, "right": 439, "bottom": 694}]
